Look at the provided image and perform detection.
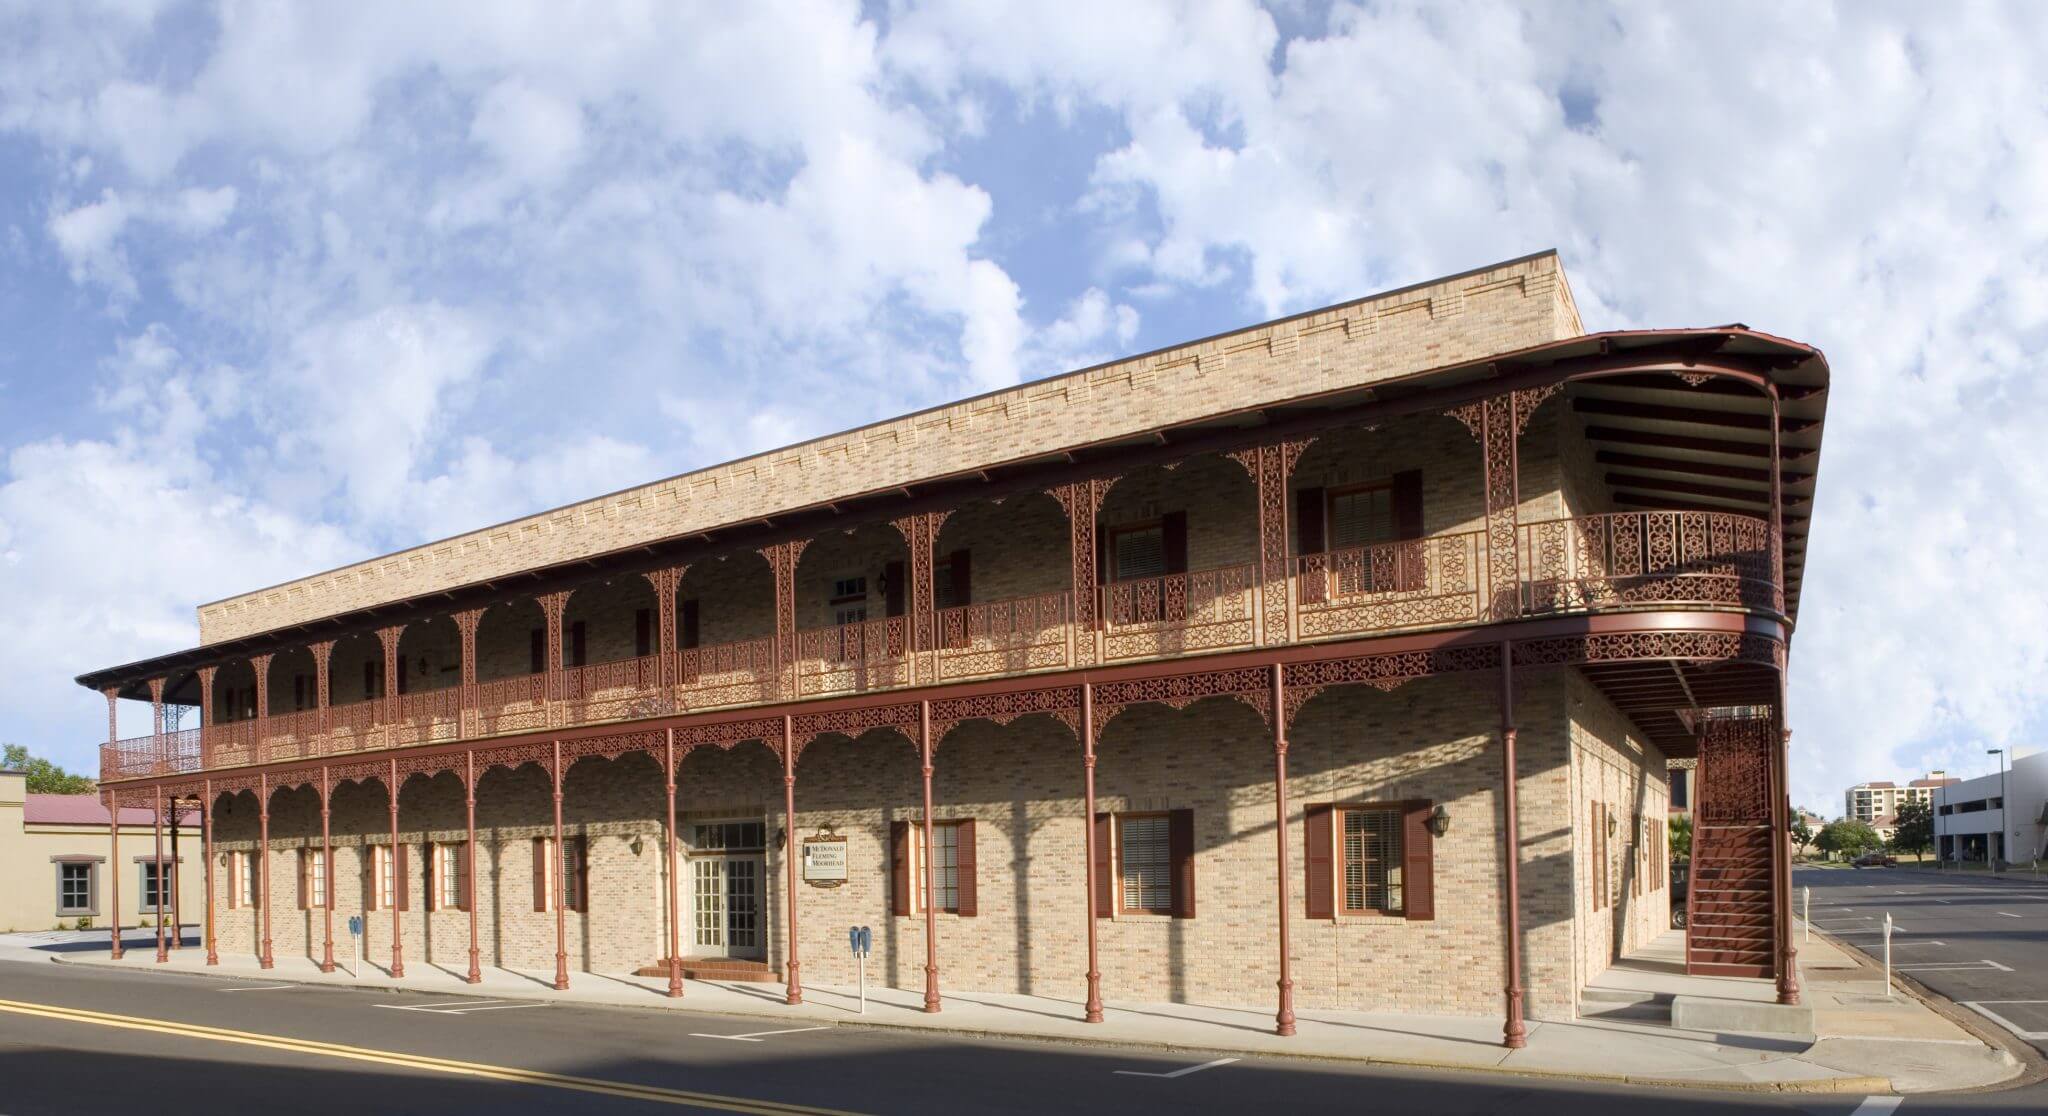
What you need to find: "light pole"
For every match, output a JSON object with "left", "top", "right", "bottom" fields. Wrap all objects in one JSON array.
[{"left": 1987, "top": 748, "right": 2007, "bottom": 874}]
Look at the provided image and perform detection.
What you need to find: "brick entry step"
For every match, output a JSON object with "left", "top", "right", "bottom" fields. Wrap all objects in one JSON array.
[{"left": 634, "top": 958, "right": 781, "bottom": 983}]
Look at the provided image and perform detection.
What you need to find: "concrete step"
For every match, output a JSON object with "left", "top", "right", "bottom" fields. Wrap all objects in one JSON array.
[
  {"left": 1671, "top": 994, "right": 1814, "bottom": 1037},
  {"left": 633, "top": 957, "right": 782, "bottom": 983}
]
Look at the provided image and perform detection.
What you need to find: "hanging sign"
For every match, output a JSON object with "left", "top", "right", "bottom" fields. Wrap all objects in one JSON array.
[{"left": 802, "top": 834, "right": 848, "bottom": 886}]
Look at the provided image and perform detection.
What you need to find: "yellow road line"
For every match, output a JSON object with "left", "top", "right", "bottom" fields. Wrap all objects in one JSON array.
[{"left": 0, "top": 997, "right": 864, "bottom": 1115}]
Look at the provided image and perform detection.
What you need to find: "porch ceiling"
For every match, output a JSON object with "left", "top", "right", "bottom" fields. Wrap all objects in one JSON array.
[{"left": 1578, "top": 658, "right": 1781, "bottom": 758}]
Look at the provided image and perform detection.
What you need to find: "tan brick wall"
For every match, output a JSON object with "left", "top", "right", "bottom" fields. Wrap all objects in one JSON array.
[
  {"left": 199, "top": 254, "right": 1582, "bottom": 643},
  {"left": 1567, "top": 670, "right": 1672, "bottom": 988},
  {"left": 211, "top": 669, "right": 1626, "bottom": 1022}
]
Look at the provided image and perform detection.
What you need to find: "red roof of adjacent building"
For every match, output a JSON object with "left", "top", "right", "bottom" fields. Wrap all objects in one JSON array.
[
  {"left": 23, "top": 794, "right": 199, "bottom": 827},
  {"left": 1860, "top": 781, "right": 1897, "bottom": 789}
]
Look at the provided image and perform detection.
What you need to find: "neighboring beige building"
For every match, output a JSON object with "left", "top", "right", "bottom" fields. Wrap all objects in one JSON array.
[
  {"left": 82, "top": 252, "right": 1831, "bottom": 1043},
  {"left": 0, "top": 768, "right": 201, "bottom": 933},
  {"left": 1844, "top": 773, "right": 1954, "bottom": 826}
]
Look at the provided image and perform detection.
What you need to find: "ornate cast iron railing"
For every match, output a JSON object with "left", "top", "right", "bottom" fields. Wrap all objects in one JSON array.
[
  {"left": 96, "top": 513, "right": 1786, "bottom": 781},
  {"left": 1293, "top": 531, "right": 1484, "bottom": 639},
  {"left": 795, "top": 616, "right": 911, "bottom": 697},
  {"left": 1519, "top": 512, "right": 1777, "bottom": 615},
  {"left": 934, "top": 590, "right": 1074, "bottom": 682},
  {"left": 1099, "top": 563, "right": 1257, "bottom": 662}
]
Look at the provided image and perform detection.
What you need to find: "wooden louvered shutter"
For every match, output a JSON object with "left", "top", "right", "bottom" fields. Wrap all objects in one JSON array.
[
  {"left": 298, "top": 850, "right": 312, "bottom": 910},
  {"left": 1169, "top": 808, "right": 1196, "bottom": 919},
  {"left": 458, "top": 842, "right": 473, "bottom": 912},
  {"left": 635, "top": 609, "right": 652, "bottom": 657},
  {"left": 532, "top": 837, "right": 549, "bottom": 912},
  {"left": 573, "top": 838, "right": 589, "bottom": 912},
  {"left": 530, "top": 629, "right": 544, "bottom": 675},
  {"left": 1304, "top": 804, "right": 1335, "bottom": 919},
  {"left": 680, "top": 599, "right": 700, "bottom": 649},
  {"left": 949, "top": 550, "right": 971, "bottom": 607},
  {"left": 364, "top": 661, "right": 377, "bottom": 701},
  {"left": 570, "top": 621, "right": 586, "bottom": 668},
  {"left": 890, "top": 821, "right": 910, "bottom": 916},
  {"left": 1402, "top": 800, "right": 1435, "bottom": 921},
  {"left": 1296, "top": 487, "right": 1328, "bottom": 604},
  {"left": 1161, "top": 511, "right": 1188, "bottom": 575},
  {"left": 395, "top": 844, "right": 410, "bottom": 912},
  {"left": 1093, "top": 813, "right": 1113, "bottom": 917},
  {"left": 1392, "top": 470, "right": 1426, "bottom": 590},
  {"left": 955, "top": 819, "right": 978, "bottom": 917}
]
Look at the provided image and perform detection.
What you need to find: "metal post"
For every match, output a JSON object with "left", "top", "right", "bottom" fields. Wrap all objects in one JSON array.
[
  {"left": 1498, "top": 642, "right": 1527, "bottom": 1049},
  {"left": 153, "top": 787, "right": 167, "bottom": 963},
  {"left": 920, "top": 700, "right": 941, "bottom": 1014},
  {"left": 1080, "top": 683, "right": 1104, "bottom": 1023},
  {"left": 108, "top": 790, "right": 123, "bottom": 959},
  {"left": 202, "top": 777, "right": 217, "bottom": 965},
  {"left": 259, "top": 773, "right": 273, "bottom": 969},
  {"left": 320, "top": 765, "right": 334, "bottom": 973},
  {"left": 466, "top": 750, "right": 481, "bottom": 984},
  {"left": 1271, "top": 663, "right": 1296, "bottom": 1037},
  {"left": 1802, "top": 886, "right": 1810, "bottom": 945},
  {"left": 1882, "top": 912, "right": 1893, "bottom": 998},
  {"left": 552, "top": 739, "right": 568, "bottom": 991},
  {"left": 664, "top": 730, "right": 683, "bottom": 998},
  {"left": 387, "top": 757, "right": 402, "bottom": 978},
  {"left": 169, "top": 798, "right": 182, "bottom": 950},
  {"left": 782, "top": 716, "right": 802, "bottom": 1006}
]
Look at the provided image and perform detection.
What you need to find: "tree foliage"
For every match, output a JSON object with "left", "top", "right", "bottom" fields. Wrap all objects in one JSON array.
[
  {"left": 1891, "top": 799, "right": 1933, "bottom": 858},
  {"left": 2, "top": 743, "right": 96, "bottom": 794},
  {"left": 1817, "top": 818, "right": 1881, "bottom": 858},
  {"left": 1668, "top": 814, "right": 1693, "bottom": 860}
]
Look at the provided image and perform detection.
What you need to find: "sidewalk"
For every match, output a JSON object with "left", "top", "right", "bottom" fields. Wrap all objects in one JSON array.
[{"left": 22, "top": 925, "right": 2020, "bottom": 1096}]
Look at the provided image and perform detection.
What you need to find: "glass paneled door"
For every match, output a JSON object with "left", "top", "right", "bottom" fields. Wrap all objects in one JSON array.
[{"left": 689, "top": 821, "right": 765, "bottom": 959}]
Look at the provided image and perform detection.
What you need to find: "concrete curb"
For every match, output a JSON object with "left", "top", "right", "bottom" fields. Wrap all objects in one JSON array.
[{"left": 47, "top": 952, "right": 1897, "bottom": 1096}]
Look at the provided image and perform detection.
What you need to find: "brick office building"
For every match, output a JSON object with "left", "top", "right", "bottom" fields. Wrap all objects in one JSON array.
[{"left": 82, "top": 252, "right": 1827, "bottom": 1046}]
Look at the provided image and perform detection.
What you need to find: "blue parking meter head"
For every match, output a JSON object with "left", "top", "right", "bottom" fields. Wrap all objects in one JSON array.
[
  {"left": 858, "top": 925, "right": 872, "bottom": 955},
  {"left": 848, "top": 926, "right": 859, "bottom": 951}
]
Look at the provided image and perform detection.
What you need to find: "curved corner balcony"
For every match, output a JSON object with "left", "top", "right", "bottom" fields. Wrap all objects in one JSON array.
[{"left": 100, "top": 509, "right": 1780, "bottom": 781}]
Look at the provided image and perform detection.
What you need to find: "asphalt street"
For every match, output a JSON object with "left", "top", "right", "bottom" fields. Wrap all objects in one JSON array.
[
  {"left": 0, "top": 940, "right": 2031, "bottom": 1114},
  {"left": 1798, "top": 864, "right": 2048, "bottom": 1060}
]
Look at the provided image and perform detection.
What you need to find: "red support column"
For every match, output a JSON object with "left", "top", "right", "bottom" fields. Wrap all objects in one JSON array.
[
  {"left": 387, "top": 756, "right": 403, "bottom": 978},
  {"left": 552, "top": 739, "right": 569, "bottom": 991},
  {"left": 148, "top": 676, "right": 166, "bottom": 773},
  {"left": 1498, "top": 642, "right": 1527, "bottom": 1048},
  {"left": 1080, "top": 683, "right": 1104, "bottom": 1023},
  {"left": 250, "top": 653, "right": 273, "bottom": 763},
  {"left": 319, "top": 765, "right": 335, "bottom": 973},
  {"left": 308, "top": 642, "right": 334, "bottom": 746},
  {"left": 168, "top": 799, "right": 182, "bottom": 950},
  {"left": 108, "top": 790, "right": 124, "bottom": 959},
  {"left": 1270, "top": 664, "right": 1296, "bottom": 1035},
  {"left": 453, "top": 610, "right": 485, "bottom": 739},
  {"left": 920, "top": 700, "right": 941, "bottom": 1013},
  {"left": 376, "top": 626, "right": 405, "bottom": 744},
  {"left": 781, "top": 715, "right": 802, "bottom": 1005},
  {"left": 643, "top": 568, "right": 687, "bottom": 697},
  {"left": 538, "top": 593, "right": 570, "bottom": 722},
  {"left": 1051, "top": 481, "right": 1110, "bottom": 668},
  {"left": 1768, "top": 386, "right": 1801, "bottom": 1007},
  {"left": 153, "top": 787, "right": 168, "bottom": 963},
  {"left": 202, "top": 777, "right": 217, "bottom": 965},
  {"left": 466, "top": 751, "right": 482, "bottom": 984},
  {"left": 259, "top": 772, "right": 274, "bottom": 970},
  {"left": 760, "top": 542, "right": 808, "bottom": 699},
  {"left": 196, "top": 666, "right": 218, "bottom": 767},
  {"left": 663, "top": 729, "right": 683, "bottom": 998}
]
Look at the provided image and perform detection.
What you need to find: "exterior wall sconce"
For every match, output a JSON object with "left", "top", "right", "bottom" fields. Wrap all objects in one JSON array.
[
  {"left": 1427, "top": 804, "right": 1450, "bottom": 837},
  {"left": 776, "top": 827, "right": 787, "bottom": 850},
  {"left": 629, "top": 835, "right": 644, "bottom": 857},
  {"left": 1607, "top": 812, "right": 1618, "bottom": 837}
]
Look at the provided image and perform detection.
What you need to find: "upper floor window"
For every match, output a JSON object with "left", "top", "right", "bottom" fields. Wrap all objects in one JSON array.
[{"left": 1327, "top": 484, "right": 1396, "bottom": 550}]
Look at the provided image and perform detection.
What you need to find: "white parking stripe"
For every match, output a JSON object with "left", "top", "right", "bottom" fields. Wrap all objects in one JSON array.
[
  {"left": 1849, "top": 1096, "right": 1903, "bottom": 1116},
  {"left": 1962, "top": 1001, "right": 2048, "bottom": 1041},
  {"left": 1998, "top": 912, "right": 2021, "bottom": 918},
  {"left": 1115, "top": 1057, "right": 1240, "bottom": 1079},
  {"left": 217, "top": 984, "right": 296, "bottom": 992},
  {"left": 688, "top": 1026, "right": 832, "bottom": 1042}
]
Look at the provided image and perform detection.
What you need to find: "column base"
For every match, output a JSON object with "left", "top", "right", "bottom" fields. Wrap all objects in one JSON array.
[
  {"left": 260, "top": 959, "right": 274, "bottom": 971},
  {"left": 319, "top": 962, "right": 336, "bottom": 974}
]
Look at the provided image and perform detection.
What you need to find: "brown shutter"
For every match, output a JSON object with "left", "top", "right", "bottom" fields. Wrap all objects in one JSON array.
[
  {"left": 364, "top": 661, "right": 377, "bottom": 700},
  {"left": 1295, "top": 487, "right": 1326, "bottom": 554},
  {"left": 1161, "top": 511, "right": 1188, "bottom": 575},
  {"left": 1391, "top": 470, "right": 1424, "bottom": 540},
  {"left": 680, "top": 599, "right": 700, "bottom": 649},
  {"left": 1403, "top": 800, "right": 1435, "bottom": 921},
  {"left": 890, "top": 821, "right": 910, "bottom": 916},
  {"left": 1169, "top": 808, "right": 1196, "bottom": 919},
  {"left": 883, "top": 560, "right": 906, "bottom": 617},
  {"left": 949, "top": 549, "right": 971, "bottom": 607},
  {"left": 570, "top": 621, "right": 586, "bottom": 668},
  {"left": 530, "top": 629, "right": 544, "bottom": 674},
  {"left": 532, "top": 837, "right": 548, "bottom": 912},
  {"left": 395, "top": 844, "right": 409, "bottom": 912},
  {"left": 1304, "top": 804, "right": 1334, "bottom": 919},
  {"left": 955, "top": 818, "right": 978, "bottom": 917},
  {"left": 1093, "top": 813, "right": 1113, "bottom": 918},
  {"left": 458, "top": 842, "right": 472, "bottom": 912},
  {"left": 572, "top": 837, "right": 589, "bottom": 912},
  {"left": 635, "top": 609, "right": 652, "bottom": 657},
  {"left": 298, "top": 849, "right": 311, "bottom": 910}
]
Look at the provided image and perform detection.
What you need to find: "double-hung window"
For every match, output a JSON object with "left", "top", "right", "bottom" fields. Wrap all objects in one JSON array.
[
  {"left": 1116, "top": 814, "right": 1173, "bottom": 915},
  {"left": 533, "top": 836, "right": 588, "bottom": 913},
  {"left": 432, "top": 842, "right": 467, "bottom": 911},
  {"left": 57, "top": 862, "right": 94, "bottom": 916},
  {"left": 300, "top": 848, "right": 328, "bottom": 909},
  {"left": 1337, "top": 806, "right": 1404, "bottom": 916},
  {"left": 140, "top": 862, "right": 170, "bottom": 911},
  {"left": 908, "top": 822, "right": 962, "bottom": 914}
]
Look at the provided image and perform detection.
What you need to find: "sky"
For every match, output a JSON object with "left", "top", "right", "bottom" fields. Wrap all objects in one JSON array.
[{"left": 2, "top": 1, "right": 2045, "bottom": 815}]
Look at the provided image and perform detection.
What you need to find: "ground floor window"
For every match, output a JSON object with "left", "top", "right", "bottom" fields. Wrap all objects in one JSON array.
[
  {"left": 140, "top": 862, "right": 172, "bottom": 911},
  {"left": 369, "top": 845, "right": 407, "bottom": 912},
  {"left": 430, "top": 842, "right": 468, "bottom": 911},
  {"left": 1100, "top": 810, "right": 1194, "bottom": 918},
  {"left": 57, "top": 862, "right": 94, "bottom": 916},
  {"left": 534, "top": 836, "right": 587, "bottom": 913},
  {"left": 300, "top": 848, "right": 328, "bottom": 909},
  {"left": 1339, "top": 806, "right": 1404, "bottom": 916},
  {"left": 228, "top": 851, "right": 258, "bottom": 908}
]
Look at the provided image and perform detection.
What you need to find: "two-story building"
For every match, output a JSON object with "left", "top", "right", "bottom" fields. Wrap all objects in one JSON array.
[{"left": 79, "top": 252, "right": 1826, "bottom": 1046}]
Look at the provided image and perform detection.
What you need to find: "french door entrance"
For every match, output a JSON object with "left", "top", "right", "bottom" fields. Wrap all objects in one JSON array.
[{"left": 689, "top": 820, "right": 766, "bottom": 959}]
